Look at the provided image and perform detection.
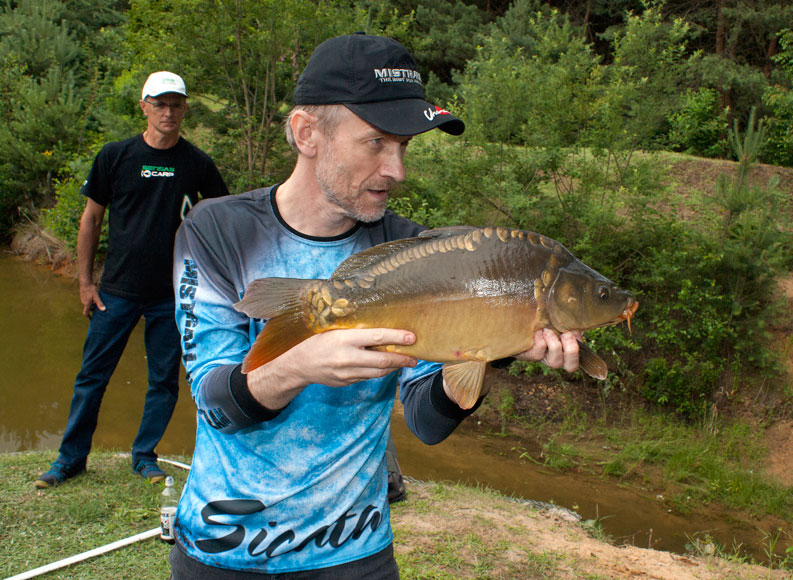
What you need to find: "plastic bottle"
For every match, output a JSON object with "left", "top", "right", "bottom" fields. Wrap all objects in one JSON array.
[{"left": 160, "top": 475, "right": 178, "bottom": 544}]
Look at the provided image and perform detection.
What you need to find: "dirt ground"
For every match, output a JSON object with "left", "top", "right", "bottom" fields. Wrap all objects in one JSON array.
[
  {"left": 763, "top": 273, "right": 793, "bottom": 487},
  {"left": 393, "top": 480, "right": 791, "bottom": 579}
]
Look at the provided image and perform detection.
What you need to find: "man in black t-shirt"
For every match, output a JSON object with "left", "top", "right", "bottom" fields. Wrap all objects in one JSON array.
[{"left": 35, "top": 71, "right": 229, "bottom": 489}]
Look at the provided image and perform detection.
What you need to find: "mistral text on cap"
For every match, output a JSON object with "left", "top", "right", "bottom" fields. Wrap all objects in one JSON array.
[{"left": 373, "top": 68, "right": 422, "bottom": 85}]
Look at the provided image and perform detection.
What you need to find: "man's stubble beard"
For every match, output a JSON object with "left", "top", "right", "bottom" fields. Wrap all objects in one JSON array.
[{"left": 315, "top": 150, "right": 391, "bottom": 224}]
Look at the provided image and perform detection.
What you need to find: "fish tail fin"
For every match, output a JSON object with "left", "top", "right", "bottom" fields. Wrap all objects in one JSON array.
[
  {"left": 442, "top": 361, "right": 488, "bottom": 410},
  {"left": 578, "top": 340, "right": 608, "bottom": 380},
  {"left": 234, "top": 278, "right": 315, "bottom": 374}
]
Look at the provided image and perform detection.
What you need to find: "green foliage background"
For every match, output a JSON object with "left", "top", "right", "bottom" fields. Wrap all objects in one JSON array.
[{"left": 2, "top": 0, "right": 793, "bottom": 419}]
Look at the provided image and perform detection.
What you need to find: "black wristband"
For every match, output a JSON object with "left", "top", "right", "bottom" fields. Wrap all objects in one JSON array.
[{"left": 229, "top": 364, "right": 284, "bottom": 422}]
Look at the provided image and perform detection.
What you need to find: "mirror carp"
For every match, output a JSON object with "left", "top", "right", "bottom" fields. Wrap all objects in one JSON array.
[{"left": 235, "top": 226, "right": 639, "bottom": 409}]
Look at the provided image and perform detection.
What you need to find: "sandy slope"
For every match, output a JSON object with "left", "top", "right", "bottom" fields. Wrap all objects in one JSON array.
[{"left": 392, "top": 480, "right": 790, "bottom": 579}]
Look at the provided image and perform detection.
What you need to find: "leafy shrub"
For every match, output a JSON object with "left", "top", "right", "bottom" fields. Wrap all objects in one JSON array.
[
  {"left": 457, "top": 2, "right": 601, "bottom": 149},
  {"left": 595, "top": 5, "right": 691, "bottom": 151},
  {"left": 760, "top": 29, "right": 793, "bottom": 167},
  {"left": 667, "top": 88, "right": 730, "bottom": 158},
  {"left": 761, "top": 84, "right": 793, "bottom": 167},
  {"left": 41, "top": 157, "right": 107, "bottom": 253}
]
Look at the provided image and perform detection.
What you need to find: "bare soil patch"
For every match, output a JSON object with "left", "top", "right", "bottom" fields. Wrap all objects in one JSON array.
[{"left": 394, "top": 480, "right": 791, "bottom": 579}]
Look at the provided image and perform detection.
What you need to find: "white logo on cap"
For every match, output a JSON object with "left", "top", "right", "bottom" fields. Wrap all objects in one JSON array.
[
  {"left": 373, "top": 68, "right": 422, "bottom": 85},
  {"left": 424, "top": 107, "right": 451, "bottom": 121}
]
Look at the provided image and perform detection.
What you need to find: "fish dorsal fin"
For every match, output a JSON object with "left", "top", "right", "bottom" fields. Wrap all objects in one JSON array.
[
  {"left": 578, "top": 340, "right": 608, "bottom": 380},
  {"left": 418, "top": 226, "right": 479, "bottom": 239},
  {"left": 442, "top": 360, "right": 488, "bottom": 410},
  {"left": 333, "top": 227, "right": 491, "bottom": 282},
  {"left": 331, "top": 237, "right": 426, "bottom": 279}
]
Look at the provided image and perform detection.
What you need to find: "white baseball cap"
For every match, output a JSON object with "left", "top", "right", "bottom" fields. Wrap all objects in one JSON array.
[{"left": 141, "top": 71, "right": 187, "bottom": 100}]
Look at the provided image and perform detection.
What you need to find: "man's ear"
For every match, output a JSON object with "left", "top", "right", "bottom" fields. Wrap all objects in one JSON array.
[{"left": 290, "top": 110, "right": 319, "bottom": 157}]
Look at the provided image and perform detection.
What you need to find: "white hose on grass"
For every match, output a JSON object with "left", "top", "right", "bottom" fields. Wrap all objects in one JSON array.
[
  {"left": 4, "top": 527, "right": 161, "bottom": 580},
  {"left": 5, "top": 457, "right": 193, "bottom": 580},
  {"left": 159, "top": 457, "right": 192, "bottom": 471}
]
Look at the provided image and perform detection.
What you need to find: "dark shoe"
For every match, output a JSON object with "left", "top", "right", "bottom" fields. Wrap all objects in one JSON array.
[
  {"left": 134, "top": 459, "right": 166, "bottom": 483},
  {"left": 387, "top": 470, "right": 407, "bottom": 504},
  {"left": 34, "top": 461, "right": 86, "bottom": 489}
]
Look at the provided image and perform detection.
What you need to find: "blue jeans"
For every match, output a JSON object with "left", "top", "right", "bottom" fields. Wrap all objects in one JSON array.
[{"left": 57, "top": 290, "right": 181, "bottom": 468}]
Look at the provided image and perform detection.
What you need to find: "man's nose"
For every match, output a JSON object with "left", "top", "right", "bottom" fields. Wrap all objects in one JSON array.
[{"left": 381, "top": 148, "right": 406, "bottom": 183}]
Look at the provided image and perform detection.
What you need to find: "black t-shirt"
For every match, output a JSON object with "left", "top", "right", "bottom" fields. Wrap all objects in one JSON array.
[{"left": 81, "top": 134, "right": 229, "bottom": 300}]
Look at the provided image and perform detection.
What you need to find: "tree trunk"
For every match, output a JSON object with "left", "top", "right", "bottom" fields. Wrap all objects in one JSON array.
[
  {"left": 716, "top": 0, "right": 726, "bottom": 57},
  {"left": 764, "top": 33, "right": 778, "bottom": 79}
]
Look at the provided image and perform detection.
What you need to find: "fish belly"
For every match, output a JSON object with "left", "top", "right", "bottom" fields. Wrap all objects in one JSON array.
[{"left": 348, "top": 295, "right": 537, "bottom": 363}]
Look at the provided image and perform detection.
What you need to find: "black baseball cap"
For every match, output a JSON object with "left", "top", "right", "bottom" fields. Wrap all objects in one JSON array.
[{"left": 293, "top": 34, "right": 465, "bottom": 136}]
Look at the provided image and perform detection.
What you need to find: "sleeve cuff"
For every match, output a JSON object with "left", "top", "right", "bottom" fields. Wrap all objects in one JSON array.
[
  {"left": 489, "top": 357, "right": 515, "bottom": 369},
  {"left": 428, "top": 372, "right": 483, "bottom": 420},
  {"left": 228, "top": 364, "right": 284, "bottom": 422}
]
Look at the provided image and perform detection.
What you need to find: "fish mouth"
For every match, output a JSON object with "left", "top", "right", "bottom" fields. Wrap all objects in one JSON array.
[{"left": 616, "top": 301, "right": 639, "bottom": 334}]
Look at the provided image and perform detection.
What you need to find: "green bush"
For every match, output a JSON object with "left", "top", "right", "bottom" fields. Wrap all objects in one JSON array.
[
  {"left": 41, "top": 157, "right": 107, "bottom": 253},
  {"left": 760, "top": 29, "right": 793, "bottom": 167},
  {"left": 761, "top": 84, "right": 793, "bottom": 167},
  {"left": 667, "top": 88, "right": 730, "bottom": 158}
]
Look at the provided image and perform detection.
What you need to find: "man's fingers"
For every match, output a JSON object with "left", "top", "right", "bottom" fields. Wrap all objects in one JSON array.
[
  {"left": 559, "top": 332, "right": 580, "bottom": 373},
  {"left": 541, "top": 328, "right": 563, "bottom": 368},
  {"left": 527, "top": 329, "right": 547, "bottom": 360},
  {"left": 353, "top": 328, "right": 416, "bottom": 348}
]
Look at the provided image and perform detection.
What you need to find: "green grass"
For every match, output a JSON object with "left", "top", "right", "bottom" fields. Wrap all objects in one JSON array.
[
  {"left": 3, "top": 449, "right": 790, "bottom": 579},
  {"left": 525, "top": 404, "right": 793, "bottom": 523},
  {"left": 1, "top": 451, "right": 186, "bottom": 579}
]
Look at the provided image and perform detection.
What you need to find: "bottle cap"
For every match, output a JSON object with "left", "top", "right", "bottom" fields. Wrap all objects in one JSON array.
[{"left": 165, "top": 475, "right": 174, "bottom": 486}]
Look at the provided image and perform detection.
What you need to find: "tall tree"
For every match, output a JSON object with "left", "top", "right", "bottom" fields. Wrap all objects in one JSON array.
[
  {"left": 124, "top": 0, "right": 363, "bottom": 189},
  {"left": 0, "top": 0, "right": 124, "bottom": 237}
]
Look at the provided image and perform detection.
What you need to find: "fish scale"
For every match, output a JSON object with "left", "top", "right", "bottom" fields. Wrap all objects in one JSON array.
[{"left": 235, "top": 226, "right": 638, "bottom": 409}]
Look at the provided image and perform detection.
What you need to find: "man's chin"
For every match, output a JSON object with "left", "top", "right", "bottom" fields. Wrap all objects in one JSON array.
[{"left": 353, "top": 206, "right": 387, "bottom": 223}]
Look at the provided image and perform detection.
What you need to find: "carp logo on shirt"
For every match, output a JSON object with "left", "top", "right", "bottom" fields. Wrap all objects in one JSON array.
[{"left": 141, "top": 165, "right": 175, "bottom": 178}]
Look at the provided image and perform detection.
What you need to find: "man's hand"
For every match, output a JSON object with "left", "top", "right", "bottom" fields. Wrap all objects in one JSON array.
[
  {"left": 514, "top": 328, "right": 581, "bottom": 374},
  {"left": 246, "top": 328, "right": 418, "bottom": 411},
  {"left": 79, "top": 283, "right": 106, "bottom": 319}
]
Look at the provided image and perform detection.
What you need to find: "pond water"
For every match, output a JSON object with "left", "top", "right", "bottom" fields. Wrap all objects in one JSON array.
[{"left": 1, "top": 251, "right": 787, "bottom": 563}]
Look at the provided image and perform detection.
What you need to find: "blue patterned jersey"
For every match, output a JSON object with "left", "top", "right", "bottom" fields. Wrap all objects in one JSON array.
[{"left": 172, "top": 186, "right": 475, "bottom": 573}]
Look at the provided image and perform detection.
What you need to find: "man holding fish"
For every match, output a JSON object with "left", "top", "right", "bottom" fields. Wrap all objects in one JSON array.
[{"left": 169, "top": 34, "right": 591, "bottom": 579}]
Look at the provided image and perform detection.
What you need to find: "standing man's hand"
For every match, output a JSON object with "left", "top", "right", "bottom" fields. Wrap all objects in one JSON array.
[
  {"left": 76, "top": 198, "right": 107, "bottom": 320},
  {"left": 80, "top": 283, "right": 105, "bottom": 318}
]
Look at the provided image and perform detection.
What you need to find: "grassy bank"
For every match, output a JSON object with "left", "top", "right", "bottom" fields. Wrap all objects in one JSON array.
[
  {"left": 479, "top": 372, "right": 793, "bottom": 525},
  {"left": 2, "top": 450, "right": 790, "bottom": 580}
]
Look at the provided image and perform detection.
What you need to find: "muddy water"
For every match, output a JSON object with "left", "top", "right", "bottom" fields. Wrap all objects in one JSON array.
[{"left": 1, "top": 252, "right": 788, "bottom": 562}]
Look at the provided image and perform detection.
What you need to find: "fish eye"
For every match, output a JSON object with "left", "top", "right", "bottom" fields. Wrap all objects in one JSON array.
[{"left": 598, "top": 285, "right": 610, "bottom": 300}]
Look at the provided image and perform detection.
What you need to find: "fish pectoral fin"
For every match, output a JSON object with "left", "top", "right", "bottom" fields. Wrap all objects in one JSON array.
[
  {"left": 442, "top": 360, "right": 488, "bottom": 410},
  {"left": 578, "top": 340, "right": 608, "bottom": 380}
]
